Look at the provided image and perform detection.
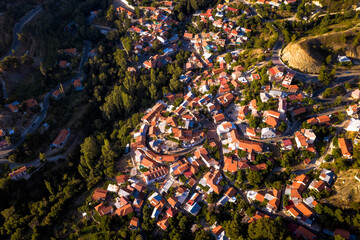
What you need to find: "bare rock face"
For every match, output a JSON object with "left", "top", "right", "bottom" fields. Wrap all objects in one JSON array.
[
  {"left": 281, "top": 27, "right": 360, "bottom": 74},
  {"left": 282, "top": 40, "right": 323, "bottom": 74}
]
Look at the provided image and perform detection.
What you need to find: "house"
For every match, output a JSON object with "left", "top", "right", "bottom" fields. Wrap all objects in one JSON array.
[
  {"left": 8, "top": 166, "right": 28, "bottom": 180},
  {"left": 308, "top": 179, "right": 328, "bottom": 192},
  {"left": 167, "top": 196, "right": 180, "bottom": 208},
  {"left": 94, "top": 202, "right": 113, "bottom": 216},
  {"left": 92, "top": 188, "right": 108, "bottom": 201},
  {"left": 316, "top": 115, "right": 331, "bottom": 124},
  {"left": 7, "top": 104, "right": 19, "bottom": 113},
  {"left": 129, "top": 217, "right": 140, "bottom": 230},
  {"left": 282, "top": 139, "right": 293, "bottom": 150},
  {"left": 73, "top": 79, "right": 84, "bottom": 91},
  {"left": 294, "top": 226, "right": 317, "bottom": 240},
  {"left": 295, "top": 131, "right": 308, "bottom": 149},
  {"left": 24, "top": 99, "right": 38, "bottom": 109},
  {"left": 251, "top": 73, "right": 260, "bottom": 81},
  {"left": 261, "top": 128, "right": 276, "bottom": 139},
  {"left": 64, "top": 48, "right": 77, "bottom": 55},
  {"left": 212, "top": 225, "right": 226, "bottom": 240},
  {"left": 203, "top": 170, "right": 223, "bottom": 194},
  {"left": 116, "top": 175, "right": 129, "bottom": 185},
  {"left": 338, "top": 138, "right": 352, "bottom": 158},
  {"left": 346, "top": 104, "right": 358, "bottom": 116},
  {"left": 268, "top": 66, "right": 283, "bottom": 81},
  {"left": 116, "top": 203, "right": 133, "bottom": 217},
  {"left": 246, "top": 128, "right": 257, "bottom": 138},
  {"left": 157, "top": 216, "right": 169, "bottom": 230},
  {"left": 292, "top": 107, "right": 306, "bottom": 117},
  {"left": 237, "top": 106, "right": 249, "bottom": 120},
  {"left": 52, "top": 90, "right": 63, "bottom": 100},
  {"left": 351, "top": 89, "right": 360, "bottom": 99},
  {"left": 217, "top": 93, "right": 234, "bottom": 108},
  {"left": 213, "top": 113, "right": 226, "bottom": 124},
  {"left": 301, "top": 129, "right": 316, "bottom": 144},
  {"left": 143, "top": 166, "right": 169, "bottom": 184},
  {"left": 166, "top": 207, "right": 178, "bottom": 218},
  {"left": 58, "top": 60, "right": 70, "bottom": 68},
  {"left": 51, "top": 129, "right": 70, "bottom": 148}
]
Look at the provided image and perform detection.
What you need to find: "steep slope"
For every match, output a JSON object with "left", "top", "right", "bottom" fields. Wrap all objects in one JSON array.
[{"left": 281, "top": 27, "right": 360, "bottom": 73}]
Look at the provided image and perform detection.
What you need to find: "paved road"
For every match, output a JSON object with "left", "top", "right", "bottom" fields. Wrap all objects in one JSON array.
[
  {"left": 0, "top": 5, "right": 43, "bottom": 100},
  {"left": 1, "top": 5, "right": 43, "bottom": 60},
  {"left": 0, "top": 41, "right": 91, "bottom": 167}
]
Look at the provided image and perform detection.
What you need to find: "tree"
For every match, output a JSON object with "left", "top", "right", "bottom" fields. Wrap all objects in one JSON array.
[
  {"left": 248, "top": 217, "right": 285, "bottom": 240},
  {"left": 225, "top": 52, "right": 232, "bottom": 64},
  {"left": 106, "top": 5, "right": 115, "bottom": 22},
  {"left": 80, "top": 136, "right": 100, "bottom": 170},
  {"left": 322, "top": 88, "right": 332, "bottom": 98},
  {"left": 149, "top": 83, "right": 157, "bottom": 101},
  {"left": 247, "top": 171, "right": 263, "bottom": 187},
  {"left": 135, "top": 7, "right": 141, "bottom": 18},
  {"left": 0, "top": 56, "right": 20, "bottom": 70},
  {"left": 334, "top": 96, "right": 342, "bottom": 106},
  {"left": 21, "top": 54, "right": 34, "bottom": 65},
  {"left": 278, "top": 121, "right": 287, "bottom": 132},
  {"left": 178, "top": 12, "right": 185, "bottom": 22},
  {"left": 194, "top": 230, "right": 211, "bottom": 240},
  {"left": 326, "top": 55, "right": 332, "bottom": 65},
  {"left": 39, "top": 153, "right": 47, "bottom": 163}
]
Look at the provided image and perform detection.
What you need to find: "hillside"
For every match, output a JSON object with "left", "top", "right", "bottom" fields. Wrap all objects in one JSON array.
[
  {"left": 0, "top": 14, "right": 14, "bottom": 56},
  {"left": 281, "top": 27, "right": 360, "bottom": 73}
]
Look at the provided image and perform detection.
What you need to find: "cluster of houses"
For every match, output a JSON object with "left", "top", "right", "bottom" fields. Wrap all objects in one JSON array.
[
  {"left": 75, "top": 0, "right": 360, "bottom": 238},
  {"left": 284, "top": 171, "right": 335, "bottom": 227}
]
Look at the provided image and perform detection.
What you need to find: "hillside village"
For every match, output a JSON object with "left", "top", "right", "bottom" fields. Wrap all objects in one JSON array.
[
  {"left": 31, "top": 1, "right": 359, "bottom": 239},
  {"left": 2, "top": 0, "right": 360, "bottom": 239}
]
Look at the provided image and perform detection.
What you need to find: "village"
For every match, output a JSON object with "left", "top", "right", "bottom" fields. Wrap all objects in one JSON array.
[{"left": 4, "top": 0, "right": 360, "bottom": 239}]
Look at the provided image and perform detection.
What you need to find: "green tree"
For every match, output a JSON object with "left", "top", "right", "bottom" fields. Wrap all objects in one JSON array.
[
  {"left": 225, "top": 52, "right": 232, "bottom": 64},
  {"left": 39, "top": 152, "right": 47, "bottom": 163},
  {"left": 178, "top": 12, "right": 185, "bottom": 21},
  {"left": 326, "top": 55, "right": 332, "bottom": 65},
  {"left": 106, "top": 5, "right": 115, "bottom": 22},
  {"left": 149, "top": 83, "right": 157, "bottom": 101},
  {"left": 248, "top": 217, "right": 285, "bottom": 240},
  {"left": 334, "top": 96, "right": 342, "bottom": 106},
  {"left": 322, "top": 88, "right": 332, "bottom": 98}
]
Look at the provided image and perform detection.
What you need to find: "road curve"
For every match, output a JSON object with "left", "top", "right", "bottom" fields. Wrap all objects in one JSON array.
[
  {"left": 1, "top": 5, "right": 43, "bottom": 60},
  {"left": 0, "top": 5, "right": 43, "bottom": 100},
  {"left": 0, "top": 41, "right": 91, "bottom": 167}
]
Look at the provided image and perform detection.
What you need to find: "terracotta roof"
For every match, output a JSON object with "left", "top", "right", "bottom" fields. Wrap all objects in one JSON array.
[
  {"left": 338, "top": 138, "right": 351, "bottom": 157},
  {"left": 294, "top": 226, "right": 317, "bottom": 240},
  {"left": 116, "top": 175, "right": 129, "bottom": 185},
  {"left": 265, "top": 116, "right": 278, "bottom": 128},
  {"left": 212, "top": 225, "right": 224, "bottom": 236},
  {"left": 94, "top": 202, "right": 113, "bottom": 216},
  {"left": 115, "top": 203, "right": 133, "bottom": 216},
  {"left": 293, "top": 107, "right": 306, "bottom": 116},
  {"left": 130, "top": 217, "right": 139, "bottom": 228},
  {"left": 296, "top": 202, "right": 313, "bottom": 218},
  {"left": 24, "top": 99, "right": 38, "bottom": 108},
  {"left": 316, "top": 115, "right": 330, "bottom": 123},
  {"left": 9, "top": 166, "right": 27, "bottom": 178},
  {"left": 52, "top": 129, "right": 70, "bottom": 146},
  {"left": 157, "top": 216, "right": 169, "bottom": 230},
  {"left": 92, "top": 188, "right": 107, "bottom": 201},
  {"left": 334, "top": 228, "right": 350, "bottom": 240},
  {"left": 288, "top": 207, "right": 301, "bottom": 217}
]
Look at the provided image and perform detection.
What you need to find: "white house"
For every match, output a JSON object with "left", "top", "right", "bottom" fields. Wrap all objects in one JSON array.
[{"left": 261, "top": 128, "right": 276, "bottom": 139}]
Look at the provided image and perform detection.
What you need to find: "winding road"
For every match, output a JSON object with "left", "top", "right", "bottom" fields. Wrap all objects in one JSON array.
[
  {"left": 0, "top": 40, "right": 91, "bottom": 169},
  {"left": 0, "top": 5, "right": 43, "bottom": 99}
]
